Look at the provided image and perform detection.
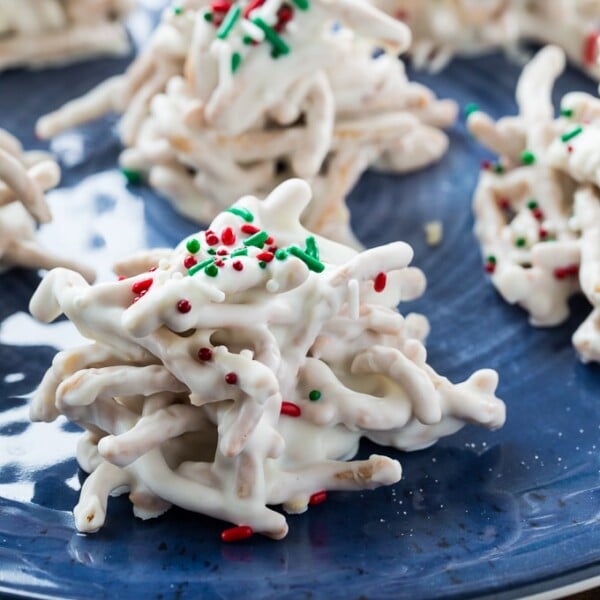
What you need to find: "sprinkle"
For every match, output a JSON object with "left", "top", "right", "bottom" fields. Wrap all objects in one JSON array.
[
  {"left": 183, "top": 255, "right": 197, "bottom": 269},
  {"left": 148, "top": 266, "right": 157, "bottom": 272},
  {"left": 256, "top": 251, "right": 274, "bottom": 263},
  {"left": 243, "top": 0, "right": 265, "bottom": 18},
  {"left": 221, "top": 525, "right": 253, "bottom": 542},
  {"left": 521, "top": 151, "right": 536, "bottom": 165},
  {"left": 221, "top": 227, "right": 236, "bottom": 246},
  {"left": 188, "top": 258, "right": 215, "bottom": 276},
  {"left": 232, "top": 260, "right": 244, "bottom": 271},
  {"left": 118, "top": 275, "right": 126, "bottom": 281},
  {"left": 480, "top": 160, "right": 492, "bottom": 171},
  {"left": 217, "top": 249, "right": 229, "bottom": 256},
  {"left": 539, "top": 228, "right": 549, "bottom": 239},
  {"left": 214, "top": 259, "right": 226, "bottom": 267},
  {"left": 527, "top": 200, "right": 538, "bottom": 210},
  {"left": 177, "top": 299, "right": 192, "bottom": 313},
  {"left": 515, "top": 237, "right": 526, "bottom": 248},
  {"left": 241, "top": 224, "right": 260, "bottom": 235},
  {"left": 131, "top": 278, "right": 153, "bottom": 295},
  {"left": 203, "top": 11, "right": 213, "bottom": 22},
  {"left": 275, "top": 249, "right": 288, "bottom": 260},
  {"left": 231, "top": 52, "right": 242, "bottom": 73},
  {"left": 227, "top": 207, "right": 254, "bottom": 222},
  {"left": 308, "top": 389, "right": 321, "bottom": 401},
  {"left": 305, "top": 236, "right": 319, "bottom": 259},
  {"left": 230, "top": 248, "right": 249, "bottom": 257},
  {"left": 206, "top": 232, "right": 219, "bottom": 246},
  {"left": 486, "top": 255, "right": 497, "bottom": 264},
  {"left": 277, "top": 5, "right": 294, "bottom": 22},
  {"left": 172, "top": 6, "right": 184, "bottom": 15},
  {"left": 532, "top": 208, "right": 544, "bottom": 220},
  {"left": 186, "top": 238, "right": 201, "bottom": 253},
  {"left": 560, "top": 108, "right": 574, "bottom": 118},
  {"left": 485, "top": 255, "right": 496, "bottom": 274},
  {"left": 464, "top": 102, "right": 479, "bottom": 118},
  {"left": 583, "top": 31, "right": 600, "bottom": 65},
  {"left": 205, "top": 264, "right": 219, "bottom": 277},
  {"left": 497, "top": 197, "right": 511, "bottom": 210},
  {"left": 287, "top": 246, "right": 325, "bottom": 272},
  {"left": 207, "top": 248, "right": 217, "bottom": 255},
  {"left": 225, "top": 372, "right": 238, "bottom": 384},
  {"left": 211, "top": 0, "right": 232, "bottom": 11},
  {"left": 309, "top": 491, "right": 327, "bottom": 505},
  {"left": 258, "top": 261, "right": 267, "bottom": 269},
  {"left": 561, "top": 126, "right": 583, "bottom": 143},
  {"left": 243, "top": 231, "right": 269, "bottom": 248},
  {"left": 281, "top": 401, "right": 301, "bottom": 417},
  {"left": 253, "top": 17, "right": 290, "bottom": 56},
  {"left": 373, "top": 272, "right": 387, "bottom": 293},
  {"left": 216, "top": 5, "right": 241, "bottom": 39},
  {"left": 265, "top": 236, "right": 274, "bottom": 245},
  {"left": 198, "top": 347, "right": 213, "bottom": 361},
  {"left": 121, "top": 167, "right": 142, "bottom": 185},
  {"left": 493, "top": 163, "right": 504, "bottom": 174},
  {"left": 290, "top": 0, "right": 309, "bottom": 10}
]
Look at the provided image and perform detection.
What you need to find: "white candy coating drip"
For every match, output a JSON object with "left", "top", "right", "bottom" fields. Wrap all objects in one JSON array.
[
  {"left": 373, "top": 0, "right": 600, "bottom": 79},
  {"left": 468, "top": 46, "right": 600, "bottom": 362},
  {"left": 35, "top": 0, "right": 456, "bottom": 244},
  {"left": 0, "top": 0, "right": 134, "bottom": 70},
  {"left": 29, "top": 178, "right": 505, "bottom": 539},
  {"left": 0, "top": 128, "right": 95, "bottom": 281}
]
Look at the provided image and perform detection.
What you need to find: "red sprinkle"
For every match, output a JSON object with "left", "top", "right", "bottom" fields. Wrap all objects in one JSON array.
[
  {"left": 485, "top": 262, "right": 496, "bottom": 274},
  {"left": 131, "top": 278, "right": 153, "bottom": 295},
  {"left": 243, "top": 0, "right": 265, "bottom": 18},
  {"left": 215, "top": 259, "right": 225, "bottom": 267},
  {"left": 221, "top": 525, "right": 253, "bottom": 543},
  {"left": 241, "top": 224, "right": 260, "bottom": 235},
  {"left": 183, "top": 255, "right": 197, "bottom": 269},
  {"left": 225, "top": 372, "right": 238, "bottom": 385},
  {"left": 211, "top": 0, "right": 232, "bottom": 12},
  {"left": 480, "top": 160, "right": 492, "bottom": 171},
  {"left": 118, "top": 275, "right": 126, "bottom": 281},
  {"left": 280, "top": 401, "right": 301, "bottom": 417},
  {"left": 532, "top": 208, "right": 544, "bottom": 220},
  {"left": 373, "top": 272, "right": 387, "bottom": 293},
  {"left": 566, "top": 264, "right": 579, "bottom": 276},
  {"left": 539, "top": 228, "right": 548, "bottom": 239},
  {"left": 567, "top": 145, "right": 574, "bottom": 154},
  {"left": 309, "top": 491, "right": 327, "bottom": 506},
  {"left": 232, "top": 260, "right": 244, "bottom": 271},
  {"left": 553, "top": 265, "right": 578, "bottom": 279},
  {"left": 583, "top": 31, "right": 600, "bottom": 65},
  {"left": 206, "top": 233, "right": 219, "bottom": 246},
  {"left": 221, "top": 227, "right": 236, "bottom": 246},
  {"left": 277, "top": 5, "right": 294, "bottom": 22},
  {"left": 198, "top": 347, "right": 213, "bottom": 361},
  {"left": 268, "top": 245, "right": 278, "bottom": 253},
  {"left": 265, "top": 236, "right": 274, "bottom": 245},
  {"left": 256, "top": 251, "right": 274, "bottom": 263},
  {"left": 497, "top": 197, "right": 511, "bottom": 210},
  {"left": 217, "top": 249, "right": 229, "bottom": 256},
  {"left": 148, "top": 266, "right": 157, "bottom": 272},
  {"left": 177, "top": 299, "right": 192, "bottom": 313}
]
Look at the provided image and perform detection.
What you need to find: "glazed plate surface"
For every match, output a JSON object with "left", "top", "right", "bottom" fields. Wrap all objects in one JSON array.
[{"left": 0, "top": 7, "right": 599, "bottom": 599}]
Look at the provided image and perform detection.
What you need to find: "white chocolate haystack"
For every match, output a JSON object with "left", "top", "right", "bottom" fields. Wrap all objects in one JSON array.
[
  {"left": 0, "top": 0, "right": 134, "bottom": 71},
  {"left": 29, "top": 179, "right": 505, "bottom": 540},
  {"left": 0, "top": 128, "right": 94, "bottom": 281},
  {"left": 468, "top": 46, "right": 600, "bottom": 363},
  {"left": 36, "top": 0, "right": 456, "bottom": 245}
]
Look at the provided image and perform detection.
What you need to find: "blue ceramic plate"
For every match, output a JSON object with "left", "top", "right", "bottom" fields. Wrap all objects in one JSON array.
[{"left": 0, "top": 7, "right": 599, "bottom": 599}]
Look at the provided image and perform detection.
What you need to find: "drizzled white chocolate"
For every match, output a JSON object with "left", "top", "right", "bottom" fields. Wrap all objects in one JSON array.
[
  {"left": 29, "top": 179, "right": 505, "bottom": 539},
  {"left": 0, "top": 0, "right": 134, "bottom": 71},
  {"left": 35, "top": 0, "right": 456, "bottom": 245},
  {"left": 0, "top": 128, "right": 94, "bottom": 281},
  {"left": 468, "top": 46, "right": 600, "bottom": 362},
  {"left": 373, "top": 0, "right": 600, "bottom": 78}
]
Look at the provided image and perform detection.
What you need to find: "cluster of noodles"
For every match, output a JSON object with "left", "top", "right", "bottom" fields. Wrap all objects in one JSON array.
[
  {"left": 469, "top": 46, "right": 600, "bottom": 363},
  {"left": 35, "top": 0, "right": 456, "bottom": 246},
  {"left": 29, "top": 179, "right": 505, "bottom": 539},
  {"left": 0, "top": 0, "right": 134, "bottom": 71},
  {"left": 0, "top": 128, "right": 94, "bottom": 281},
  {"left": 372, "top": 0, "right": 600, "bottom": 78}
]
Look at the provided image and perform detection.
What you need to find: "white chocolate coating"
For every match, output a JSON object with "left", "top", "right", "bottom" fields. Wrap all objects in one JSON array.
[
  {"left": 373, "top": 0, "right": 600, "bottom": 79},
  {"left": 35, "top": 0, "right": 456, "bottom": 244},
  {"left": 0, "top": 0, "right": 134, "bottom": 70},
  {"left": 0, "top": 128, "right": 95, "bottom": 281},
  {"left": 29, "top": 178, "right": 505, "bottom": 539},
  {"left": 469, "top": 46, "right": 600, "bottom": 362}
]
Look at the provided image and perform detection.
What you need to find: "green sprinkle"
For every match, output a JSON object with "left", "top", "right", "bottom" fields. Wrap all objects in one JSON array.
[
  {"left": 121, "top": 167, "right": 142, "bottom": 185},
  {"left": 290, "top": 0, "right": 310, "bottom": 10},
  {"left": 493, "top": 163, "right": 504, "bottom": 174},
  {"left": 217, "top": 5, "right": 241, "bottom": 39},
  {"left": 515, "top": 237, "right": 526, "bottom": 248},
  {"left": 207, "top": 248, "right": 216, "bottom": 255},
  {"left": 205, "top": 264, "right": 219, "bottom": 277},
  {"left": 226, "top": 207, "right": 254, "bottom": 222},
  {"left": 308, "top": 389, "right": 321, "bottom": 401},
  {"left": 243, "top": 35, "right": 254, "bottom": 45},
  {"left": 304, "top": 236, "right": 319, "bottom": 260},
  {"left": 258, "top": 261, "right": 267, "bottom": 269},
  {"left": 230, "top": 247, "right": 249, "bottom": 257},
  {"left": 521, "top": 150, "right": 536, "bottom": 165},
  {"left": 188, "top": 258, "right": 214, "bottom": 276},
  {"left": 231, "top": 52, "right": 242, "bottom": 73},
  {"left": 288, "top": 245, "right": 325, "bottom": 273},
  {"left": 486, "top": 255, "right": 497, "bottom": 264},
  {"left": 253, "top": 17, "right": 290, "bottom": 56},
  {"left": 172, "top": 6, "right": 184, "bottom": 15},
  {"left": 243, "top": 231, "right": 269, "bottom": 248},
  {"left": 203, "top": 11, "right": 213, "bottom": 22},
  {"left": 275, "top": 249, "right": 288, "bottom": 261},
  {"left": 464, "top": 102, "right": 479, "bottom": 118},
  {"left": 560, "top": 108, "right": 574, "bottom": 118},
  {"left": 527, "top": 200, "right": 538, "bottom": 210},
  {"left": 186, "top": 238, "right": 200, "bottom": 254},
  {"left": 561, "top": 126, "right": 583, "bottom": 143}
]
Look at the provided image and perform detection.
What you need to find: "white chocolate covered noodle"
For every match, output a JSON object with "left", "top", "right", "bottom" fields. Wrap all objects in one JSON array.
[
  {"left": 29, "top": 179, "right": 505, "bottom": 540},
  {"left": 372, "top": 0, "right": 600, "bottom": 78},
  {"left": 35, "top": 0, "right": 456, "bottom": 245},
  {"left": 0, "top": 0, "right": 134, "bottom": 71},
  {"left": 0, "top": 128, "right": 94, "bottom": 281},
  {"left": 468, "top": 45, "right": 600, "bottom": 363}
]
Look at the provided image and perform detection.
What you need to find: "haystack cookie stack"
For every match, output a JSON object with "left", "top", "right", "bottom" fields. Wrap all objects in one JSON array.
[
  {"left": 0, "top": 1, "right": 134, "bottom": 71},
  {"left": 29, "top": 179, "right": 505, "bottom": 540},
  {"left": 468, "top": 45, "right": 600, "bottom": 363},
  {"left": 35, "top": 0, "right": 456, "bottom": 245},
  {"left": 0, "top": 128, "right": 94, "bottom": 281},
  {"left": 373, "top": 0, "right": 600, "bottom": 79}
]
